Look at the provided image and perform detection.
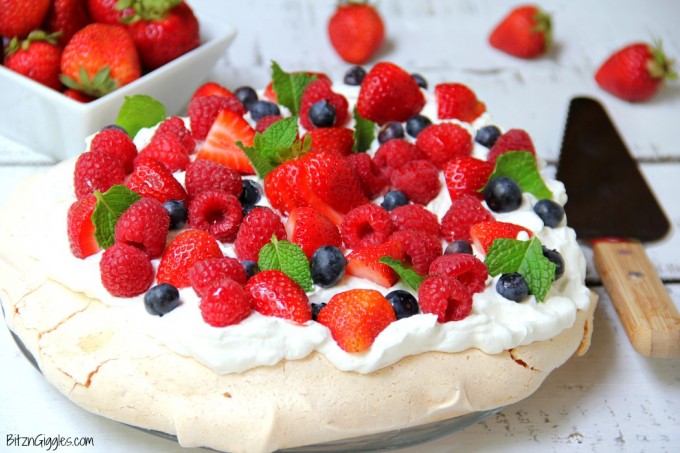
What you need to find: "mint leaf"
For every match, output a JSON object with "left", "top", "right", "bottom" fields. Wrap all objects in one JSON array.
[
  {"left": 258, "top": 236, "right": 314, "bottom": 292},
  {"left": 270, "top": 61, "right": 316, "bottom": 115},
  {"left": 485, "top": 151, "right": 552, "bottom": 200},
  {"left": 379, "top": 256, "right": 426, "bottom": 291},
  {"left": 352, "top": 107, "right": 376, "bottom": 153},
  {"left": 115, "top": 95, "right": 166, "bottom": 138},
  {"left": 92, "top": 185, "right": 141, "bottom": 248},
  {"left": 237, "top": 142, "right": 277, "bottom": 178},
  {"left": 255, "top": 116, "right": 299, "bottom": 163}
]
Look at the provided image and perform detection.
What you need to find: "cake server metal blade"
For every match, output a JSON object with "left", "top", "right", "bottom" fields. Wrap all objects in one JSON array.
[{"left": 556, "top": 96, "right": 679, "bottom": 358}]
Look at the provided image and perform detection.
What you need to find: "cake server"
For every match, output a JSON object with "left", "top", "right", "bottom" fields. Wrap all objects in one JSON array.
[{"left": 556, "top": 96, "right": 679, "bottom": 358}]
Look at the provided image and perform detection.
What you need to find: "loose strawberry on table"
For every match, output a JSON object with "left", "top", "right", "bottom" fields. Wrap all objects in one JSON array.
[
  {"left": 327, "top": 0, "right": 385, "bottom": 65},
  {"left": 488, "top": 4, "right": 552, "bottom": 59},
  {"left": 434, "top": 83, "right": 487, "bottom": 123}
]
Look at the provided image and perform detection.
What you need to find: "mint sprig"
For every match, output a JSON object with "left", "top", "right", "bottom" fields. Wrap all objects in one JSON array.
[
  {"left": 379, "top": 256, "right": 426, "bottom": 291},
  {"left": 258, "top": 236, "right": 314, "bottom": 292},
  {"left": 485, "top": 237, "right": 557, "bottom": 302},
  {"left": 352, "top": 107, "right": 376, "bottom": 153},
  {"left": 270, "top": 61, "right": 316, "bottom": 115},
  {"left": 485, "top": 151, "right": 553, "bottom": 200},
  {"left": 91, "top": 185, "right": 141, "bottom": 248},
  {"left": 115, "top": 95, "right": 166, "bottom": 138}
]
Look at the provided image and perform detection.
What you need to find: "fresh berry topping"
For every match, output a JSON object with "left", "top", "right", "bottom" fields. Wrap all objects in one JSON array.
[
  {"left": 357, "top": 62, "right": 426, "bottom": 124},
  {"left": 415, "top": 122, "right": 473, "bottom": 169},
  {"left": 496, "top": 273, "right": 530, "bottom": 302},
  {"left": 390, "top": 229, "right": 442, "bottom": 275},
  {"left": 380, "top": 190, "right": 409, "bottom": 211},
  {"left": 185, "top": 159, "right": 243, "bottom": 200},
  {"left": 308, "top": 100, "right": 337, "bottom": 128},
  {"left": 305, "top": 127, "right": 355, "bottom": 157},
  {"left": 240, "top": 180, "right": 263, "bottom": 207},
  {"left": 67, "top": 195, "right": 100, "bottom": 259},
  {"left": 73, "top": 150, "right": 126, "bottom": 199},
  {"left": 328, "top": 2, "right": 385, "bottom": 65},
  {"left": 126, "top": 159, "right": 187, "bottom": 203},
  {"left": 191, "top": 81, "right": 238, "bottom": 102},
  {"left": 489, "top": 4, "right": 552, "bottom": 59},
  {"left": 373, "top": 139, "right": 425, "bottom": 174},
  {"left": 311, "top": 302, "right": 327, "bottom": 320},
  {"left": 411, "top": 73, "right": 428, "bottom": 89},
  {"left": 343, "top": 65, "right": 366, "bottom": 85},
  {"left": 385, "top": 289, "right": 420, "bottom": 319},
  {"left": 196, "top": 108, "right": 256, "bottom": 174},
  {"left": 188, "top": 190, "right": 243, "bottom": 242},
  {"left": 428, "top": 253, "right": 489, "bottom": 294},
  {"left": 483, "top": 176, "right": 523, "bottom": 213},
  {"left": 248, "top": 100, "right": 281, "bottom": 122},
  {"left": 245, "top": 270, "right": 312, "bottom": 323},
  {"left": 533, "top": 199, "right": 565, "bottom": 227},
  {"left": 389, "top": 159, "right": 441, "bottom": 205},
  {"left": 264, "top": 160, "right": 305, "bottom": 216},
  {"left": 345, "top": 239, "right": 405, "bottom": 288},
  {"left": 234, "top": 86, "right": 258, "bottom": 109},
  {"left": 200, "top": 280, "right": 252, "bottom": 328},
  {"left": 137, "top": 133, "right": 190, "bottom": 173},
  {"left": 285, "top": 207, "right": 342, "bottom": 259},
  {"left": 486, "top": 128, "right": 535, "bottom": 163},
  {"left": 441, "top": 194, "right": 493, "bottom": 242},
  {"left": 445, "top": 240, "right": 473, "bottom": 255},
  {"left": 100, "top": 242, "right": 154, "bottom": 297},
  {"left": 155, "top": 116, "right": 196, "bottom": 154},
  {"left": 90, "top": 128, "right": 137, "bottom": 174},
  {"left": 188, "top": 257, "right": 248, "bottom": 297},
  {"left": 474, "top": 125, "right": 502, "bottom": 148},
  {"left": 405, "top": 114, "right": 432, "bottom": 138},
  {"left": 469, "top": 220, "right": 533, "bottom": 254},
  {"left": 390, "top": 203, "right": 441, "bottom": 237},
  {"left": 144, "top": 283, "right": 181, "bottom": 316},
  {"left": 255, "top": 114, "right": 284, "bottom": 133},
  {"left": 317, "top": 289, "right": 396, "bottom": 353},
  {"left": 434, "top": 83, "right": 487, "bottom": 122},
  {"left": 163, "top": 200, "right": 188, "bottom": 230},
  {"left": 377, "top": 122, "right": 405, "bottom": 144},
  {"left": 188, "top": 94, "right": 247, "bottom": 140},
  {"left": 242, "top": 260, "right": 260, "bottom": 279},
  {"left": 114, "top": 198, "right": 169, "bottom": 259},
  {"left": 310, "top": 245, "right": 347, "bottom": 288},
  {"left": 234, "top": 207, "right": 287, "bottom": 261},
  {"left": 340, "top": 203, "right": 394, "bottom": 249},
  {"left": 299, "top": 78, "right": 349, "bottom": 130},
  {"left": 156, "top": 229, "right": 223, "bottom": 289},
  {"left": 345, "top": 152, "right": 389, "bottom": 199},
  {"left": 443, "top": 155, "right": 494, "bottom": 202},
  {"left": 542, "top": 246, "right": 565, "bottom": 280},
  {"left": 418, "top": 275, "right": 472, "bottom": 322}
]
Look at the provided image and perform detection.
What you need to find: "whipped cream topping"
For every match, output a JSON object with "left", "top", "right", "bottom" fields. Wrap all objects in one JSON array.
[{"left": 32, "top": 83, "right": 591, "bottom": 375}]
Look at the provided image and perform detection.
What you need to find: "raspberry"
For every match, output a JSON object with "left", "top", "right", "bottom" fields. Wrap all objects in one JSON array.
[
  {"left": 373, "top": 139, "right": 424, "bottom": 174},
  {"left": 99, "top": 242, "right": 154, "bottom": 297},
  {"left": 418, "top": 275, "right": 472, "bottom": 322},
  {"left": 114, "top": 198, "right": 170, "bottom": 259},
  {"left": 156, "top": 116, "right": 196, "bottom": 153},
  {"left": 255, "top": 114, "right": 284, "bottom": 133},
  {"left": 440, "top": 194, "right": 493, "bottom": 242},
  {"left": 390, "top": 229, "right": 442, "bottom": 275},
  {"left": 345, "top": 153, "right": 389, "bottom": 199},
  {"left": 234, "top": 207, "right": 286, "bottom": 261},
  {"left": 189, "top": 94, "right": 247, "bottom": 140},
  {"left": 189, "top": 257, "right": 248, "bottom": 297},
  {"left": 185, "top": 159, "right": 243, "bottom": 200},
  {"left": 428, "top": 253, "right": 488, "bottom": 294},
  {"left": 137, "top": 133, "right": 190, "bottom": 173},
  {"left": 90, "top": 127, "right": 137, "bottom": 173},
  {"left": 389, "top": 204, "right": 441, "bottom": 237},
  {"left": 299, "top": 78, "right": 350, "bottom": 130},
  {"left": 199, "top": 280, "right": 252, "bottom": 327},
  {"left": 389, "top": 159, "right": 441, "bottom": 204},
  {"left": 487, "top": 128, "right": 536, "bottom": 163},
  {"left": 188, "top": 190, "right": 243, "bottom": 242},
  {"left": 340, "top": 203, "right": 394, "bottom": 249},
  {"left": 156, "top": 230, "right": 224, "bottom": 288},
  {"left": 66, "top": 195, "right": 100, "bottom": 259},
  {"left": 415, "top": 122, "right": 473, "bottom": 169},
  {"left": 73, "top": 150, "right": 126, "bottom": 199}
]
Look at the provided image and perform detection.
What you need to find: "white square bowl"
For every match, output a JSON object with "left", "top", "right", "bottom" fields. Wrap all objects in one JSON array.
[{"left": 0, "top": 16, "right": 236, "bottom": 161}]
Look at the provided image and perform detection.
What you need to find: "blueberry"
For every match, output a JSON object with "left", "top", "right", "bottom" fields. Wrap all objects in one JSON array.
[
  {"left": 163, "top": 200, "right": 188, "bottom": 230},
  {"left": 310, "top": 245, "right": 347, "bottom": 288},
  {"left": 242, "top": 260, "right": 260, "bottom": 279},
  {"left": 144, "top": 283, "right": 181, "bottom": 316},
  {"left": 405, "top": 114, "right": 432, "bottom": 138},
  {"left": 411, "top": 73, "right": 428, "bottom": 89},
  {"left": 381, "top": 190, "right": 409, "bottom": 211},
  {"left": 248, "top": 100, "right": 280, "bottom": 122},
  {"left": 239, "top": 180, "right": 263, "bottom": 207},
  {"left": 311, "top": 302, "right": 327, "bottom": 321},
  {"left": 445, "top": 240, "right": 473, "bottom": 255},
  {"left": 496, "top": 273, "right": 530, "bottom": 302},
  {"left": 377, "top": 121, "right": 405, "bottom": 144},
  {"left": 533, "top": 199, "right": 565, "bottom": 228},
  {"left": 308, "top": 100, "right": 336, "bottom": 127},
  {"left": 474, "top": 125, "right": 502, "bottom": 148},
  {"left": 343, "top": 65, "right": 366, "bottom": 85},
  {"left": 542, "top": 246, "right": 565, "bottom": 280},
  {"left": 483, "top": 176, "right": 523, "bottom": 213},
  {"left": 386, "top": 290, "right": 420, "bottom": 319},
  {"left": 235, "top": 86, "right": 258, "bottom": 109}
]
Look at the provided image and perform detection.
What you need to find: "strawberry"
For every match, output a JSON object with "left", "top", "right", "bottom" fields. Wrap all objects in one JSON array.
[
  {"left": 189, "top": 257, "right": 248, "bottom": 297},
  {"left": 285, "top": 207, "right": 342, "bottom": 259},
  {"left": 303, "top": 127, "right": 355, "bottom": 156},
  {"left": 245, "top": 270, "right": 312, "bottom": 323},
  {"left": 191, "top": 81, "right": 239, "bottom": 102},
  {"left": 317, "top": 289, "right": 396, "bottom": 353},
  {"left": 86, "top": 0, "right": 134, "bottom": 24},
  {"left": 264, "top": 160, "right": 306, "bottom": 216},
  {"left": 340, "top": 203, "right": 394, "bottom": 249},
  {"left": 488, "top": 5, "right": 552, "bottom": 59},
  {"left": 123, "top": 0, "right": 200, "bottom": 70},
  {"left": 443, "top": 155, "right": 494, "bottom": 202},
  {"left": 3, "top": 31, "right": 62, "bottom": 91},
  {"left": 345, "top": 239, "right": 405, "bottom": 288},
  {"left": 59, "top": 23, "right": 141, "bottom": 98},
  {"left": 299, "top": 78, "right": 350, "bottom": 130},
  {"left": 441, "top": 194, "right": 493, "bottom": 243},
  {"left": 357, "top": 62, "right": 425, "bottom": 124},
  {"left": 418, "top": 275, "right": 472, "bottom": 323},
  {"left": 415, "top": 122, "right": 473, "bottom": 169},
  {"left": 44, "top": 0, "right": 91, "bottom": 46},
  {"left": 195, "top": 109, "right": 256, "bottom": 175},
  {"left": 486, "top": 128, "right": 535, "bottom": 163},
  {"left": 199, "top": 280, "right": 252, "bottom": 328},
  {"left": 0, "top": 0, "right": 50, "bottom": 38},
  {"left": 434, "top": 83, "right": 487, "bottom": 123},
  {"left": 66, "top": 195, "right": 100, "bottom": 259},
  {"left": 100, "top": 242, "right": 154, "bottom": 297},
  {"left": 327, "top": 1, "right": 385, "bottom": 65},
  {"left": 126, "top": 158, "right": 187, "bottom": 203},
  {"left": 234, "top": 207, "right": 286, "bottom": 262},
  {"left": 63, "top": 89, "right": 94, "bottom": 103},
  {"left": 156, "top": 229, "right": 224, "bottom": 288},
  {"left": 595, "top": 42, "right": 677, "bottom": 102},
  {"left": 469, "top": 220, "right": 533, "bottom": 254}
]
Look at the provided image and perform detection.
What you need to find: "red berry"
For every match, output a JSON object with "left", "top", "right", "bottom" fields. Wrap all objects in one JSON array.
[
  {"left": 418, "top": 275, "right": 472, "bottom": 322},
  {"left": 304, "top": 127, "right": 355, "bottom": 156},
  {"left": 234, "top": 207, "right": 286, "bottom": 261},
  {"left": 345, "top": 239, "right": 405, "bottom": 288},
  {"left": 488, "top": 5, "right": 552, "bottom": 59},
  {"left": 285, "top": 207, "right": 342, "bottom": 260},
  {"left": 156, "top": 229, "right": 224, "bottom": 288},
  {"left": 357, "top": 62, "right": 425, "bottom": 124},
  {"left": 137, "top": 133, "right": 190, "bottom": 173},
  {"left": 373, "top": 139, "right": 425, "bottom": 175},
  {"left": 345, "top": 152, "right": 389, "bottom": 198},
  {"left": 264, "top": 160, "right": 305, "bottom": 216},
  {"left": 195, "top": 108, "right": 256, "bottom": 174},
  {"left": 469, "top": 220, "right": 533, "bottom": 254},
  {"left": 428, "top": 253, "right": 489, "bottom": 294},
  {"left": 441, "top": 194, "right": 493, "bottom": 242},
  {"left": 156, "top": 116, "right": 196, "bottom": 154},
  {"left": 389, "top": 204, "right": 441, "bottom": 237},
  {"left": 189, "top": 257, "right": 248, "bottom": 297},
  {"left": 185, "top": 159, "right": 242, "bottom": 200},
  {"left": 255, "top": 114, "right": 284, "bottom": 133},
  {"left": 328, "top": 3, "right": 385, "bottom": 65},
  {"left": 389, "top": 159, "right": 441, "bottom": 205},
  {"left": 126, "top": 158, "right": 187, "bottom": 203},
  {"left": 434, "top": 83, "right": 487, "bottom": 123},
  {"left": 415, "top": 122, "right": 473, "bottom": 169},
  {"left": 340, "top": 203, "right": 394, "bottom": 249},
  {"left": 245, "top": 270, "right": 311, "bottom": 323},
  {"left": 443, "top": 155, "right": 494, "bottom": 202},
  {"left": 114, "top": 198, "right": 169, "bottom": 259},
  {"left": 4, "top": 33, "right": 62, "bottom": 90},
  {"left": 299, "top": 78, "right": 350, "bottom": 130},
  {"left": 486, "top": 128, "right": 536, "bottom": 163},
  {"left": 390, "top": 229, "right": 442, "bottom": 276},
  {"left": 189, "top": 94, "right": 247, "bottom": 140},
  {"left": 73, "top": 150, "right": 126, "bottom": 199},
  {"left": 200, "top": 280, "right": 252, "bottom": 327},
  {"left": 188, "top": 190, "right": 243, "bottom": 242},
  {"left": 66, "top": 195, "right": 100, "bottom": 259},
  {"left": 99, "top": 242, "right": 154, "bottom": 297},
  {"left": 191, "top": 81, "right": 239, "bottom": 103},
  {"left": 90, "top": 127, "right": 137, "bottom": 174}
]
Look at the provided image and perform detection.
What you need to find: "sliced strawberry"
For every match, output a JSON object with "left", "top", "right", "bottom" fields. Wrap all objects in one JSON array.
[
  {"left": 245, "top": 270, "right": 312, "bottom": 324},
  {"left": 264, "top": 160, "right": 306, "bottom": 216},
  {"left": 434, "top": 82, "right": 487, "bottom": 122},
  {"left": 303, "top": 127, "right": 355, "bottom": 156},
  {"left": 196, "top": 109, "right": 256, "bottom": 175},
  {"left": 443, "top": 155, "right": 494, "bottom": 202},
  {"left": 469, "top": 220, "right": 533, "bottom": 254},
  {"left": 66, "top": 195, "right": 100, "bottom": 259},
  {"left": 286, "top": 207, "right": 342, "bottom": 259},
  {"left": 191, "top": 81, "right": 239, "bottom": 102},
  {"left": 345, "top": 239, "right": 405, "bottom": 288},
  {"left": 126, "top": 158, "right": 187, "bottom": 203}
]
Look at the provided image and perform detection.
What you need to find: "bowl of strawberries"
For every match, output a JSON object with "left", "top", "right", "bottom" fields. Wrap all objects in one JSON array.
[{"left": 0, "top": 0, "right": 236, "bottom": 160}]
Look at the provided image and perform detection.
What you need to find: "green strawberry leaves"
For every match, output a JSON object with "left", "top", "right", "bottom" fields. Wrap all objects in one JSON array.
[
  {"left": 379, "top": 257, "right": 426, "bottom": 291},
  {"left": 115, "top": 94, "right": 167, "bottom": 138},
  {"left": 485, "top": 151, "right": 552, "bottom": 200},
  {"left": 270, "top": 61, "right": 317, "bottom": 115},
  {"left": 91, "top": 185, "right": 141, "bottom": 249},
  {"left": 258, "top": 236, "right": 314, "bottom": 292}
]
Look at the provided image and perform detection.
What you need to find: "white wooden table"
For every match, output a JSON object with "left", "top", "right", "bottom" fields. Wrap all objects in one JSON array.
[{"left": 1, "top": 1, "right": 679, "bottom": 452}]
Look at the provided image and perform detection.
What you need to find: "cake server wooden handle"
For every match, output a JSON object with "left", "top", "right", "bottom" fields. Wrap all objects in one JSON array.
[{"left": 593, "top": 240, "right": 680, "bottom": 358}]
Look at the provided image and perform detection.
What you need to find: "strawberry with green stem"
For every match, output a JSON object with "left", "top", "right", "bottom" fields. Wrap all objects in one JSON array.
[
  {"left": 3, "top": 31, "right": 63, "bottom": 91},
  {"left": 488, "top": 5, "right": 552, "bottom": 59}
]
